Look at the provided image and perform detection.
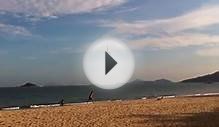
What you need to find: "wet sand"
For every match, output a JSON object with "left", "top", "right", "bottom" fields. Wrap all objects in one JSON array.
[{"left": 0, "top": 96, "right": 219, "bottom": 127}]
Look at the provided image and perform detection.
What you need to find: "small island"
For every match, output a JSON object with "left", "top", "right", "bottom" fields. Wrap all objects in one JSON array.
[{"left": 19, "top": 82, "right": 39, "bottom": 88}]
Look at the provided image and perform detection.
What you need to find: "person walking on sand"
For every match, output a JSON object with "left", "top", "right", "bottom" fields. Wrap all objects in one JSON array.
[{"left": 88, "top": 90, "right": 94, "bottom": 102}]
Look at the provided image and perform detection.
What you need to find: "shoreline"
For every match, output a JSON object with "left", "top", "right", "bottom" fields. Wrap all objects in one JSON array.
[
  {"left": 1, "top": 92, "right": 219, "bottom": 111},
  {"left": 0, "top": 94, "right": 218, "bottom": 127}
]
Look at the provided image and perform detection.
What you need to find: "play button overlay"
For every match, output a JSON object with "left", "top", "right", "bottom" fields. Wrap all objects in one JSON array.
[
  {"left": 83, "top": 38, "right": 135, "bottom": 89},
  {"left": 105, "top": 51, "right": 117, "bottom": 75}
]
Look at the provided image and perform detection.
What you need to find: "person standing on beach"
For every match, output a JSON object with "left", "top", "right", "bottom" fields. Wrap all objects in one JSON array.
[
  {"left": 59, "top": 99, "right": 64, "bottom": 106},
  {"left": 88, "top": 90, "right": 94, "bottom": 102}
]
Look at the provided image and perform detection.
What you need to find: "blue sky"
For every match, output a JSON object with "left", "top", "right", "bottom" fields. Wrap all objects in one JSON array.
[{"left": 0, "top": 0, "right": 219, "bottom": 86}]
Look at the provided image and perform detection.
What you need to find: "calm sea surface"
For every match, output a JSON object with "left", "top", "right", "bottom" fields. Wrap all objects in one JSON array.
[{"left": 0, "top": 83, "right": 219, "bottom": 107}]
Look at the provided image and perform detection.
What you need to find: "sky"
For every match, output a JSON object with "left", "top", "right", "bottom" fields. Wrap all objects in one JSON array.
[{"left": 0, "top": 0, "right": 219, "bottom": 86}]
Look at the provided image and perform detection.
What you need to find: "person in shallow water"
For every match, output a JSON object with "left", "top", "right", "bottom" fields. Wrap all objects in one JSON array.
[
  {"left": 59, "top": 99, "right": 64, "bottom": 106},
  {"left": 88, "top": 90, "right": 94, "bottom": 102}
]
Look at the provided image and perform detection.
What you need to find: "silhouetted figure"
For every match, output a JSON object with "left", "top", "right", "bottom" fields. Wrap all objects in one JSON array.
[
  {"left": 88, "top": 90, "right": 94, "bottom": 102},
  {"left": 59, "top": 99, "right": 64, "bottom": 106}
]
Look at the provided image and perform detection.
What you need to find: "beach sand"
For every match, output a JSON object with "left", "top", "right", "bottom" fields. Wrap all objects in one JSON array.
[{"left": 0, "top": 96, "right": 218, "bottom": 127}]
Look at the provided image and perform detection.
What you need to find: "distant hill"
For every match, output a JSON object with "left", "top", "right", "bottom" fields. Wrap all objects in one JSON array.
[
  {"left": 129, "top": 79, "right": 173, "bottom": 85},
  {"left": 20, "top": 82, "right": 39, "bottom": 88},
  {"left": 182, "top": 71, "right": 219, "bottom": 83},
  {"left": 154, "top": 79, "right": 172, "bottom": 83}
]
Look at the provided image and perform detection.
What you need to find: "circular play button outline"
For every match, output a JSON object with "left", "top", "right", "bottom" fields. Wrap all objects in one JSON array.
[{"left": 83, "top": 38, "right": 135, "bottom": 89}]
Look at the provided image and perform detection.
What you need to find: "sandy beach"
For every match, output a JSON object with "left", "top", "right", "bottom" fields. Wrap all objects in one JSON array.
[{"left": 0, "top": 96, "right": 218, "bottom": 127}]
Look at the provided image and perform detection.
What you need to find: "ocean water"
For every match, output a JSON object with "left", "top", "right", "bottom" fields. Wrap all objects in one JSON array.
[{"left": 0, "top": 83, "right": 219, "bottom": 108}]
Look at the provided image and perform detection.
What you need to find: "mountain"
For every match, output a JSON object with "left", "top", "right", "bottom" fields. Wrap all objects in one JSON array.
[
  {"left": 181, "top": 71, "right": 219, "bottom": 83},
  {"left": 128, "top": 79, "right": 172, "bottom": 85},
  {"left": 154, "top": 79, "right": 172, "bottom": 83},
  {"left": 19, "top": 82, "right": 39, "bottom": 88}
]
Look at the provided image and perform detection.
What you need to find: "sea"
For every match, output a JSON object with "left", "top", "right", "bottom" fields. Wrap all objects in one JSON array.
[{"left": 0, "top": 82, "right": 219, "bottom": 108}]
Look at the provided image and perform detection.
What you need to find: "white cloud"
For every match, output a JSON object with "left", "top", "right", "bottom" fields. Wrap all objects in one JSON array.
[
  {"left": 99, "top": 4, "right": 219, "bottom": 50},
  {"left": 0, "top": 22, "right": 31, "bottom": 36},
  {"left": 196, "top": 47, "right": 219, "bottom": 56},
  {"left": 102, "top": 5, "right": 219, "bottom": 35},
  {"left": 113, "top": 7, "right": 138, "bottom": 14},
  {"left": 0, "top": 0, "right": 126, "bottom": 18},
  {"left": 129, "top": 33, "right": 219, "bottom": 49}
]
